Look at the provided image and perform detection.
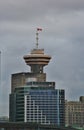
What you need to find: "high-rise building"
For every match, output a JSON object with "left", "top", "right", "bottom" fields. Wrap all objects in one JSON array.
[
  {"left": 65, "top": 96, "right": 84, "bottom": 127},
  {"left": 9, "top": 30, "right": 65, "bottom": 126}
]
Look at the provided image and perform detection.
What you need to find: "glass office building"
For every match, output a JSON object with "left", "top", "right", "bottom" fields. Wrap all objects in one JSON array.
[{"left": 10, "top": 81, "right": 65, "bottom": 126}]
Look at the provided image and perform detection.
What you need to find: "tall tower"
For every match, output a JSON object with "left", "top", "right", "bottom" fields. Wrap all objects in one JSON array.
[
  {"left": 11, "top": 29, "right": 51, "bottom": 92},
  {"left": 23, "top": 28, "right": 51, "bottom": 77},
  {"left": 9, "top": 29, "right": 65, "bottom": 126}
]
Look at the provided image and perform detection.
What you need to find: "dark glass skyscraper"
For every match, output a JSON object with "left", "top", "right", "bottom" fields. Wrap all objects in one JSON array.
[{"left": 9, "top": 30, "right": 65, "bottom": 126}]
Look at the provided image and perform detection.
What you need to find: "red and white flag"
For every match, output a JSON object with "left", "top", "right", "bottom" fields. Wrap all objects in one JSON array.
[{"left": 37, "top": 28, "right": 42, "bottom": 31}]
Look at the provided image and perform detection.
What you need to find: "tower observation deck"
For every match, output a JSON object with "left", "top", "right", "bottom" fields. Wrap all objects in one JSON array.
[
  {"left": 23, "top": 48, "right": 51, "bottom": 73},
  {"left": 23, "top": 28, "right": 51, "bottom": 74}
]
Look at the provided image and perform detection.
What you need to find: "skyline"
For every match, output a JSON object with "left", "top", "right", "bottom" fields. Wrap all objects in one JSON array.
[{"left": 0, "top": 0, "right": 84, "bottom": 116}]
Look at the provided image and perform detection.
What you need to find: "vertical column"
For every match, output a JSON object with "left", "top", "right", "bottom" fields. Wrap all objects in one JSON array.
[
  {"left": 41, "top": 110, "right": 42, "bottom": 124},
  {"left": 29, "top": 95, "right": 31, "bottom": 122},
  {"left": 24, "top": 95, "right": 27, "bottom": 122},
  {"left": 37, "top": 105, "right": 39, "bottom": 123},
  {"left": 45, "top": 116, "right": 46, "bottom": 124},
  {"left": 33, "top": 100, "right": 35, "bottom": 122},
  {"left": 57, "top": 90, "right": 60, "bottom": 125}
]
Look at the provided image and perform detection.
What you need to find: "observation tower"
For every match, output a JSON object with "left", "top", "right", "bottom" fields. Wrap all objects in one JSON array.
[
  {"left": 9, "top": 28, "right": 65, "bottom": 126},
  {"left": 23, "top": 28, "right": 51, "bottom": 74}
]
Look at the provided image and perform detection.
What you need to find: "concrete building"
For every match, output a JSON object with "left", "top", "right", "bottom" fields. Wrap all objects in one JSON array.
[
  {"left": 65, "top": 96, "right": 84, "bottom": 127},
  {"left": 9, "top": 30, "right": 65, "bottom": 126},
  {"left": 0, "top": 116, "right": 9, "bottom": 122}
]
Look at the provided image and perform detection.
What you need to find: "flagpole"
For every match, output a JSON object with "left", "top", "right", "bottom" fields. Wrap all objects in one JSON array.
[
  {"left": 36, "top": 28, "right": 42, "bottom": 49},
  {"left": 36, "top": 30, "right": 39, "bottom": 49}
]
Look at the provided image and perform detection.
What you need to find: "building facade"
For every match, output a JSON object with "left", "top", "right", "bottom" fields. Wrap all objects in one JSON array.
[
  {"left": 65, "top": 96, "right": 84, "bottom": 127},
  {"left": 9, "top": 31, "right": 65, "bottom": 126},
  {"left": 10, "top": 81, "right": 65, "bottom": 125}
]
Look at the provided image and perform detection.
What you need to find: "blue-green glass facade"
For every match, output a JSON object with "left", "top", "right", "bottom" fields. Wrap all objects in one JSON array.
[{"left": 9, "top": 82, "right": 65, "bottom": 126}]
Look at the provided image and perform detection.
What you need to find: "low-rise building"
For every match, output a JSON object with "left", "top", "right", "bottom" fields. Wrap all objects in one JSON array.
[
  {"left": 0, "top": 116, "right": 9, "bottom": 122},
  {"left": 65, "top": 96, "right": 84, "bottom": 127}
]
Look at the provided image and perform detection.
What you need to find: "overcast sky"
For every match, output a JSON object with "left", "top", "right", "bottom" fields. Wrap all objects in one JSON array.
[{"left": 0, "top": 0, "right": 84, "bottom": 116}]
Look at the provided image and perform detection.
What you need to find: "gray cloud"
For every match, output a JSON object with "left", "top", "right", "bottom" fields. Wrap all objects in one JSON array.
[
  {"left": 0, "top": 0, "right": 84, "bottom": 116},
  {"left": 0, "top": 0, "right": 84, "bottom": 22}
]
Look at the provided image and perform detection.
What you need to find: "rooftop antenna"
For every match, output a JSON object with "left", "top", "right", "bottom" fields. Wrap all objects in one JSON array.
[{"left": 36, "top": 28, "right": 42, "bottom": 49}]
